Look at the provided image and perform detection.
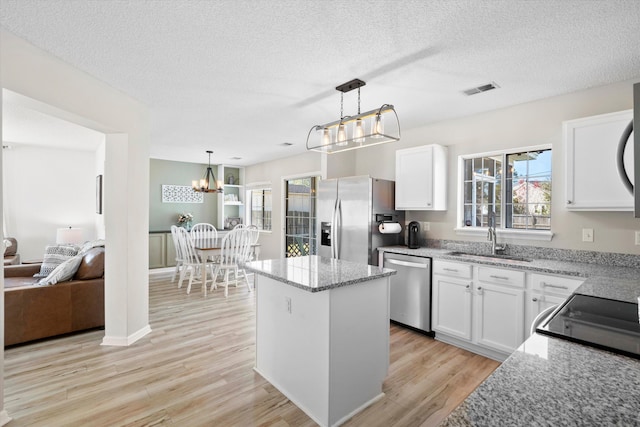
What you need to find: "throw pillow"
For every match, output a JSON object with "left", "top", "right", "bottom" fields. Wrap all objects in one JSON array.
[
  {"left": 79, "top": 239, "right": 105, "bottom": 254},
  {"left": 33, "top": 245, "right": 79, "bottom": 278},
  {"left": 37, "top": 254, "right": 83, "bottom": 286}
]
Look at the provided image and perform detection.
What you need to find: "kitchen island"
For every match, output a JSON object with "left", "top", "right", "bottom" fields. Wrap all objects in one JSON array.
[{"left": 244, "top": 255, "right": 396, "bottom": 427}]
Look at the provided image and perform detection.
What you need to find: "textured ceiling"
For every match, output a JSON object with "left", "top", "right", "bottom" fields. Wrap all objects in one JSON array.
[{"left": 1, "top": 0, "right": 640, "bottom": 166}]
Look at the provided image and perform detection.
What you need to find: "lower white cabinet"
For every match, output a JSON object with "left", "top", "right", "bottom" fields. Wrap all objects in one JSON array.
[
  {"left": 474, "top": 282, "right": 524, "bottom": 354},
  {"left": 433, "top": 259, "right": 583, "bottom": 361},
  {"left": 432, "top": 274, "right": 472, "bottom": 340},
  {"left": 526, "top": 273, "right": 584, "bottom": 337}
]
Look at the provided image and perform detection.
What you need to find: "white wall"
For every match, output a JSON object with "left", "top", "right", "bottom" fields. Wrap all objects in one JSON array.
[
  {"left": 245, "top": 151, "right": 321, "bottom": 260},
  {"left": 3, "top": 145, "right": 100, "bottom": 260},
  {"left": 1, "top": 28, "right": 151, "bottom": 358},
  {"left": 354, "top": 78, "right": 640, "bottom": 254}
]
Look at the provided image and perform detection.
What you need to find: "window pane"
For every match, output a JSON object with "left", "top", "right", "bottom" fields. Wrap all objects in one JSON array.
[{"left": 461, "top": 148, "right": 551, "bottom": 231}]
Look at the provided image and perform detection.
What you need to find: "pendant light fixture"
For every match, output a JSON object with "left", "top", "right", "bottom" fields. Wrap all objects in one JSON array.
[
  {"left": 192, "top": 150, "right": 223, "bottom": 193},
  {"left": 306, "top": 78, "right": 400, "bottom": 154}
]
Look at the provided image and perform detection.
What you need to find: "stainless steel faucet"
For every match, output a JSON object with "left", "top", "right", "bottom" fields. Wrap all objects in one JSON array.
[{"left": 488, "top": 212, "right": 506, "bottom": 255}]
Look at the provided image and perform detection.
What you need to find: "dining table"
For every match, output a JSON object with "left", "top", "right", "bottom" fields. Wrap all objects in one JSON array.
[{"left": 191, "top": 237, "right": 261, "bottom": 295}]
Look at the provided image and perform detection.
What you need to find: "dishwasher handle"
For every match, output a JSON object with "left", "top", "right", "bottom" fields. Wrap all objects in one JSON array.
[{"left": 385, "top": 258, "right": 429, "bottom": 269}]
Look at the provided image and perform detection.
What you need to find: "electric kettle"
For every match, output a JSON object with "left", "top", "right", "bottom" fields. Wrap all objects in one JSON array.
[{"left": 407, "top": 221, "right": 420, "bottom": 249}]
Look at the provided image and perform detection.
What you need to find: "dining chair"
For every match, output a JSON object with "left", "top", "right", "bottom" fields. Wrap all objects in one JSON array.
[
  {"left": 210, "top": 228, "right": 252, "bottom": 297},
  {"left": 170, "top": 225, "right": 185, "bottom": 283},
  {"left": 176, "top": 227, "right": 214, "bottom": 295},
  {"left": 190, "top": 223, "right": 218, "bottom": 241},
  {"left": 190, "top": 222, "right": 218, "bottom": 262}
]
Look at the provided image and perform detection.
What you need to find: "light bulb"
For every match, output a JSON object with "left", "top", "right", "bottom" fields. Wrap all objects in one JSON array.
[
  {"left": 336, "top": 122, "right": 347, "bottom": 146},
  {"left": 321, "top": 127, "right": 332, "bottom": 146},
  {"left": 371, "top": 113, "right": 384, "bottom": 137},
  {"left": 353, "top": 118, "right": 364, "bottom": 143}
]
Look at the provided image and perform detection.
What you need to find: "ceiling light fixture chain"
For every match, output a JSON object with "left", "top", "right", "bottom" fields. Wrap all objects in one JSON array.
[{"left": 305, "top": 78, "right": 400, "bottom": 154}]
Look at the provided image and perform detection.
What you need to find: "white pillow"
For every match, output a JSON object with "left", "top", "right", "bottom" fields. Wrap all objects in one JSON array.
[
  {"left": 34, "top": 245, "right": 79, "bottom": 278},
  {"left": 37, "top": 254, "right": 83, "bottom": 286}
]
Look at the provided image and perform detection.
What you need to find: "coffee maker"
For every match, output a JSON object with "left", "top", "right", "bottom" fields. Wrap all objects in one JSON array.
[{"left": 407, "top": 221, "right": 420, "bottom": 249}]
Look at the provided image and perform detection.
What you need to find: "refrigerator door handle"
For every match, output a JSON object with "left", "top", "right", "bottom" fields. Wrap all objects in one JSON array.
[
  {"left": 331, "top": 199, "right": 338, "bottom": 259},
  {"left": 335, "top": 198, "right": 342, "bottom": 259}
]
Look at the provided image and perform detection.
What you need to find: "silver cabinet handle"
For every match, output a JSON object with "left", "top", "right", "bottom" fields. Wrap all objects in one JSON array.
[
  {"left": 532, "top": 297, "right": 538, "bottom": 302},
  {"left": 490, "top": 275, "right": 510, "bottom": 280},
  {"left": 465, "top": 284, "right": 470, "bottom": 289},
  {"left": 541, "top": 281, "right": 568, "bottom": 290},
  {"left": 443, "top": 268, "right": 459, "bottom": 272},
  {"left": 567, "top": 200, "right": 573, "bottom": 204},
  {"left": 477, "top": 286, "right": 482, "bottom": 290}
]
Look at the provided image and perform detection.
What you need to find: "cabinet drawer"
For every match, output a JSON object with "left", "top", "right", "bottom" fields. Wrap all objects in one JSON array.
[
  {"left": 478, "top": 266, "right": 525, "bottom": 288},
  {"left": 433, "top": 260, "right": 472, "bottom": 279},
  {"left": 531, "top": 273, "right": 583, "bottom": 295}
]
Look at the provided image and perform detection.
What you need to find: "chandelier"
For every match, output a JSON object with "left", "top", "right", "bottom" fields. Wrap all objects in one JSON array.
[
  {"left": 306, "top": 78, "right": 400, "bottom": 154},
  {"left": 192, "top": 150, "right": 223, "bottom": 193}
]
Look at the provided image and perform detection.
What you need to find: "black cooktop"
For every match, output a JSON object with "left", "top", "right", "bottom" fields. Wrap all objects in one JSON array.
[{"left": 536, "top": 294, "right": 640, "bottom": 360}]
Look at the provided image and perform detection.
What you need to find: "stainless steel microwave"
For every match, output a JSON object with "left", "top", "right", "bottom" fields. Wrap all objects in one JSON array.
[{"left": 617, "top": 82, "right": 640, "bottom": 217}]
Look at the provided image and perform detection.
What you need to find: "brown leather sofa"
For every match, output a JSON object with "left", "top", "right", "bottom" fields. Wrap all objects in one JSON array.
[
  {"left": 3, "top": 237, "right": 20, "bottom": 266},
  {"left": 4, "top": 247, "right": 105, "bottom": 346}
]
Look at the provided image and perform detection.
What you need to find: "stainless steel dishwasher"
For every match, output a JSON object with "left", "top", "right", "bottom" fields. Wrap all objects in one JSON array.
[{"left": 382, "top": 252, "right": 432, "bottom": 334}]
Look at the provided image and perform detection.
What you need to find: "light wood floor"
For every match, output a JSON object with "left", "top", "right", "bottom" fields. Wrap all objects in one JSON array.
[{"left": 4, "top": 272, "right": 499, "bottom": 426}]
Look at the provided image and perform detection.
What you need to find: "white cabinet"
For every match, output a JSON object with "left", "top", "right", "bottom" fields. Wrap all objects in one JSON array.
[
  {"left": 475, "top": 281, "right": 524, "bottom": 354},
  {"left": 395, "top": 144, "right": 447, "bottom": 210},
  {"left": 564, "top": 110, "right": 634, "bottom": 211},
  {"left": 526, "top": 273, "right": 584, "bottom": 337},
  {"left": 432, "top": 273, "right": 473, "bottom": 340},
  {"left": 433, "top": 261, "right": 524, "bottom": 357}
]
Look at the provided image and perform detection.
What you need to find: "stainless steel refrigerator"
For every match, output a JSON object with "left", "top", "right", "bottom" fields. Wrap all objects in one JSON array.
[{"left": 317, "top": 176, "right": 404, "bottom": 266}]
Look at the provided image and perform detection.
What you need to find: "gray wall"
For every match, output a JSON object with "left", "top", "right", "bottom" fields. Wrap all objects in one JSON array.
[{"left": 149, "top": 159, "right": 219, "bottom": 231}]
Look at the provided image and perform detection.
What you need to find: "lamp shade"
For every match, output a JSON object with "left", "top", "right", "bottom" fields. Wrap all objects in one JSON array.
[{"left": 56, "top": 227, "right": 84, "bottom": 245}]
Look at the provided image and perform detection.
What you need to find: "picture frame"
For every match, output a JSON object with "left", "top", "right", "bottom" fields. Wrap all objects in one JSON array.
[{"left": 96, "top": 174, "right": 103, "bottom": 214}]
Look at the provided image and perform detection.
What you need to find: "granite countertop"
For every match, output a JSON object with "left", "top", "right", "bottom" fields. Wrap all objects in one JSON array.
[
  {"left": 377, "top": 245, "right": 640, "bottom": 282},
  {"left": 244, "top": 255, "right": 396, "bottom": 293},
  {"left": 441, "top": 333, "right": 640, "bottom": 426},
  {"left": 385, "top": 243, "right": 640, "bottom": 425}
]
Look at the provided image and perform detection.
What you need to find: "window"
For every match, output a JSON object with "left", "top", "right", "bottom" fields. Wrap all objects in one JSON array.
[
  {"left": 248, "top": 188, "right": 272, "bottom": 231},
  {"left": 461, "top": 147, "right": 551, "bottom": 231},
  {"left": 284, "top": 177, "right": 317, "bottom": 257}
]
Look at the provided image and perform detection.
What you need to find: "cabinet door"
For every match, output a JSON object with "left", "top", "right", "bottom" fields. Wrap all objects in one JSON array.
[
  {"left": 432, "top": 275, "right": 472, "bottom": 341},
  {"left": 475, "top": 283, "right": 524, "bottom": 353},
  {"left": 526, "top": 293, "right": 566, "bottom": 338},
  {"left": 395, "top": 144, "right": 447, "bottom": 210},
  {"left": 149, "top": 234, "right": 166, "bottom": 269},
  {"left": 165, "top": 233, "right": 177, "bottom": 267},
  {"left": 564, "top": 110, "right": 633, "bottom": 210}
]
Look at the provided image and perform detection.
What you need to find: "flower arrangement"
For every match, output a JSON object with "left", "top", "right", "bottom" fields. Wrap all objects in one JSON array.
[{"left": 177, "top": 212, "right": 193, "bottom": 225}]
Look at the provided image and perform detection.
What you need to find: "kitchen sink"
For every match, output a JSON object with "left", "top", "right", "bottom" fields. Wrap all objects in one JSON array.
[{"left": 446, "top": 251, "right": 532, "bottom": 263}]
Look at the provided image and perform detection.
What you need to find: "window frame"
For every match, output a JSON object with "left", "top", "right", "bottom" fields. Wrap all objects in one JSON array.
[
  {"left": 245, "top": 184, "right": 273, "bottom": 233},
  {"left": 455, "top": 144, "right": 554, "bottom": 241}
]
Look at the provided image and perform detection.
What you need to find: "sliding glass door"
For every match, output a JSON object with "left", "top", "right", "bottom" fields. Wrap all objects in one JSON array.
[{"left": 284, "top": 177, "right": 317, "bottom": 257}]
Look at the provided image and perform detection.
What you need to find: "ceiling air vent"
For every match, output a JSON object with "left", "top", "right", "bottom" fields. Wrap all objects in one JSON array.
[
  {"left": 462, "top": 82, "right": 500, "bottom": 96},
  {"left": 280, "top": 142, "right": 294, "bottom": 147},
  {"left": 230, "top": 156, "right": 242, "bottom": 160}
]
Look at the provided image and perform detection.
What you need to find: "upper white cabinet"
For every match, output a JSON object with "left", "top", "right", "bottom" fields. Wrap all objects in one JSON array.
[
  {"left": 564, "top": 110, "right": 634, "bottom": 211},
  {"left": 395, "top": 144, "right": 447, "bottom": 210}
]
